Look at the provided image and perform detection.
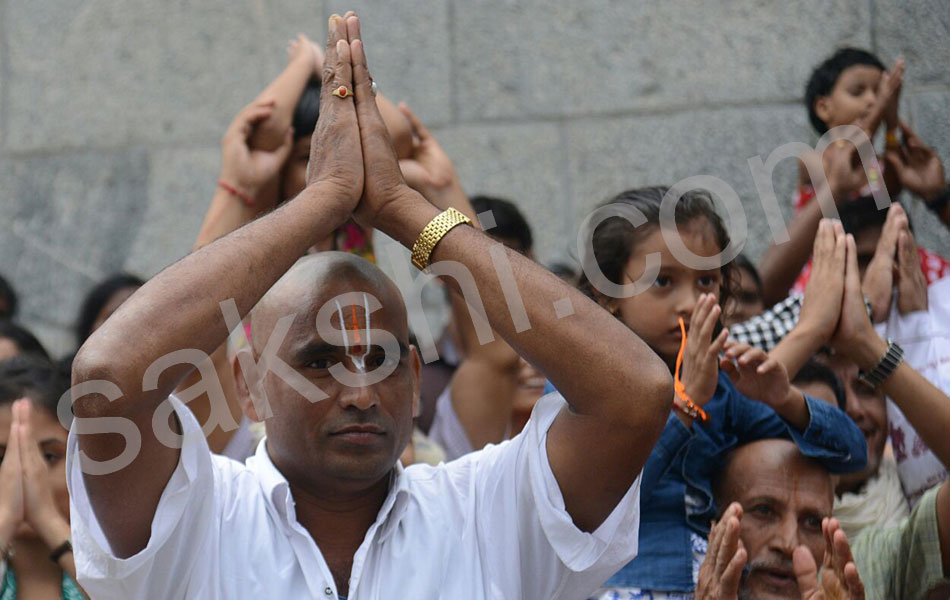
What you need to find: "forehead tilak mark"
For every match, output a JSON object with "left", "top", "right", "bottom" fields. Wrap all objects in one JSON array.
[{"left": 334, "top": 293, "right": 372, "bottom": 373}]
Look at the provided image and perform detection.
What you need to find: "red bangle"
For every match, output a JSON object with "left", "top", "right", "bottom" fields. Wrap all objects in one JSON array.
[{"left": 217, "top": 179, "right": 255, "bottom": 207}]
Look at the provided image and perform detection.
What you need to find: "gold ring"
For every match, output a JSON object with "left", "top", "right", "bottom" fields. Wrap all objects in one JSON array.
[{"left": 332, "top": 86, "right": 353, "bottom": 99}]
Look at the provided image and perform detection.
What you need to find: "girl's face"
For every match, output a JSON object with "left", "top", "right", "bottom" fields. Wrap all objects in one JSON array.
[
  {"left": 609, "top": 219, "right": 723, "bottom": 366},
  {"left": 0, "top": 402, "right": 70, "bottom": 538}
]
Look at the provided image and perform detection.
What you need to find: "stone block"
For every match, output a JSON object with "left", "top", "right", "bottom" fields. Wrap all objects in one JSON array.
[
  {"left": 432, "top": 121, "right": 571, "bottom": 263},
  {"left": 874, "top": 0, "right": 950, "bottom": 86},
  {"left": 324, "top": 0, "right": 452, "bottom": 125},
  {"left": 900, "top": 90, "right": 950, "bottom": 259},
  {"left": 454, "top": 0, "right": 870, "bottom": 121},
  {"left": 1, "top": 149, "right": 150, "bottom": 274},
  {"left": 910, "top": 90, "right": 950, "bottom": 179},
  {"left": 3, "top": 0, "right": 326, "bottom": 151},
  {"left": 565, "top": 104, "right": 812, "bottom": 262},
  {"left": 124, "top": 147, "right": 221, "bottom": 277}
]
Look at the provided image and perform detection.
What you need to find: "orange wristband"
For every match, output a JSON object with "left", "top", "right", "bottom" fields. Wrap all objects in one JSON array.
[{"left": 673, "top": 316, "right": 709, "bottom": 423}]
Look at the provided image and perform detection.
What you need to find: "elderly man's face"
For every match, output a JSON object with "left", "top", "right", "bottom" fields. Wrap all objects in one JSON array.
[
  {"left": 718, "top": 439, "right": 834, "bottom": 600},
  {"left": 242, "top": 261, "right": 419, "bottom": 494}
]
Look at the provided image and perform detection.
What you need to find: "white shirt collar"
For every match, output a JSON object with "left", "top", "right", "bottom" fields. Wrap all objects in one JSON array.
[{"left": 245, "top": 437, "right": 413, "bottom": 542}]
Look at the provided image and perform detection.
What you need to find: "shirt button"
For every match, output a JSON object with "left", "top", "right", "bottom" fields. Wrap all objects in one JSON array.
[{"left": 324, "top": 587, "right": 333, "bottom": 596}]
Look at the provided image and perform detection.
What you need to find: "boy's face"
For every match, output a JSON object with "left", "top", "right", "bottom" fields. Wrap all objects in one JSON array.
[{"left": 815, "top": 64, "right": 883, "bottom": 130}]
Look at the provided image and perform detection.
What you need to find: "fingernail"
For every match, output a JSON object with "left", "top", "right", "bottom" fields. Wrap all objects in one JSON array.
[{"left": 337, "top": 39, "right": 346, "bottom": 52}]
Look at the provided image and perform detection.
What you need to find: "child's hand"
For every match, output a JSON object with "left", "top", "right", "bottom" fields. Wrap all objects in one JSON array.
[
  {"left": 862, "top": 204, "right": 905, "bottom": 322},
  {"left": 819, "top": 143, "right": 867, "bottom": 202},
  {"left": 286, "top": 34, "right": 321, "bottom": 72},
  {"left": 218, "top": 98, "right": 294, "bottom": 207},
  {"left": 855, "top": 58, "right": 903, "bottom": 140},
  {"left": 397, "top": 103, "right": 463, "bottom": 209},
  {"left": 680, "top": 294, "right": 729, "bottom": 408},
  {"left": 799, "top": 219, "right": 846, "bottom": 339},
  {"left": 882, "top": 60, "right": 904, "bottom": 131},
  {"left": 720, "top": 341, "right": 790, "bottom": 409}
]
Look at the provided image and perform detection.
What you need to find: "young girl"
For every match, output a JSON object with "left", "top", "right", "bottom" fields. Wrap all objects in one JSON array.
[
  {"left": 0, "top": 357, "right": 84, "bottom": 599},
  {"left": 575, "top": 186, "right": 867, "bottom": 597}
]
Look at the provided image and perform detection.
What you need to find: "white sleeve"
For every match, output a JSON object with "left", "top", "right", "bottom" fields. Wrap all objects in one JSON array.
[
  {"left": 66, "top": 396, "right": 225, "bottom": 599},
  {"left": 881, "top": 297, "right": 950, "bottom": 505},
  {"left": 465, "top": 393, "right": 642, "bottom": 600}
]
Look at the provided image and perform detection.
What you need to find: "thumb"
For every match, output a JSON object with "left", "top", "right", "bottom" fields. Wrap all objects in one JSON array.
[{"left": 793, "top": 546, "right": 823, "bottom": 599}]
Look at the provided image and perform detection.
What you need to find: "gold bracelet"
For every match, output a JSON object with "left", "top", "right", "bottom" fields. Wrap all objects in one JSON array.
[{"left": 411, "top": 208, "right": 473, "bottom": 270}]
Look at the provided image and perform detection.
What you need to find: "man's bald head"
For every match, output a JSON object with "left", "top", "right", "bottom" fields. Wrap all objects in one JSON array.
[
  {"left": 250, "top": 252, "right": 407, "bottom": 353},
  {"left": 235, "top": 252, "right": 421, "bottom": 494},
  {"left": 715, "top": 439, "right": 834, "bottom": 600}
]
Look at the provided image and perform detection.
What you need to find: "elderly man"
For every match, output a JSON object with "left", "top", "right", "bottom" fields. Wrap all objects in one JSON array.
[
  {"left": 66, "top": 12, "right": 672, "bottom": 600},
  {"left": 700, "top": 437, "right": 950, "bottom": 600}
]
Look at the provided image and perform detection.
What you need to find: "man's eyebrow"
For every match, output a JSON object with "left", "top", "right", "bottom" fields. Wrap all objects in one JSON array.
[
  {"left": 294, "top": 342, "right": 344, "bottom": 360},
  {"left": 294, "top": 340, "right": 411, "bottom": 358},
  {"left": 744, "top": 494, "right": 782, "bottom": 506}
]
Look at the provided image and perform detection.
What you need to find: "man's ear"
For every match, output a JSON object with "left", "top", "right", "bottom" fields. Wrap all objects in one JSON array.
[
  {"left": 814, "top": 96, "right": 834, "bottom": 129},
  {"left": 409, "top": 345, "right": 422, "bottom": 418},
  {"left": 233, "top": 349, "right": 264, "bottom": 423}
]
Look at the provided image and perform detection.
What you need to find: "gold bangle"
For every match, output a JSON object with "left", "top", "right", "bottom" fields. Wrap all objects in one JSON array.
[{"left": 411, "top": 208, "right": 473, "bottom": 270}]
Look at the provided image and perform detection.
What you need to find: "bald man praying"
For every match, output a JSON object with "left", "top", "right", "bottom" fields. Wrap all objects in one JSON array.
[{"left": 66, "top": 13, "right": 672, "bottom": 600}]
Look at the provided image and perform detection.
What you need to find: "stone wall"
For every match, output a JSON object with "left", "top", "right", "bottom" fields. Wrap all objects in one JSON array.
[{"left": 1, "top": 0, "right": 948, "bottom": 355}]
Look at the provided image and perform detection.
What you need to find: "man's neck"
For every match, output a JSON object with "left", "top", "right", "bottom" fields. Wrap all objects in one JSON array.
[{"left": 290, "top": 473, "right": 393, "bottom": 597}]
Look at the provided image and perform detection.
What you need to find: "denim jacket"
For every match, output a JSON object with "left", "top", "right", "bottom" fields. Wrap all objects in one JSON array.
[{"left": 604, "top": 371, "right": 868, "bottom": 591}]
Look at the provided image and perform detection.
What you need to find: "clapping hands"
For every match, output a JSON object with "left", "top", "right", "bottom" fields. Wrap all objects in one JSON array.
[
  {"left": 696, "top": 504, "right": 866, "bottom": 600},
  {"left": 303, "top": 12, "right": 420, "bottom": 230},
  {"left": 0, "top": 400, "right": 71, "bottom": 552}
]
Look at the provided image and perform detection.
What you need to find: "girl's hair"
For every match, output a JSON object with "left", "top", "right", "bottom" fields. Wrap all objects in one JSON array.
[
  {"left": 0, "top": 320, "right": 50, "bottom": 361},
  {"left": 577, "top": 185, "right": 736, "bottom": 309},
  {"left": 0, "top": 355, "right": 68, "bottom": 423},
  {"left": 292, "top": 79, "right": 322, "bottom": 141},
  {"left": 75, "top": 273, "right": 145, "bottom": 347}
]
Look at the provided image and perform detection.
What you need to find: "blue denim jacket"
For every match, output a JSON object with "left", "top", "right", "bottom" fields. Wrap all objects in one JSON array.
[{"left": 599, "top": 372, "right": 868, "bottom": 590}]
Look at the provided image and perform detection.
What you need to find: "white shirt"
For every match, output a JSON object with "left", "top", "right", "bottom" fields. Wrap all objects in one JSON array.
[{"left": 67, "top": 393, "right": 642, "bottom": 599}]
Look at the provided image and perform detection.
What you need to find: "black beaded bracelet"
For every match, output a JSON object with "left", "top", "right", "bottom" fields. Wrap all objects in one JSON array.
[
  {"left": 858, "top": 340, "right": 904, "bottom": 388},
  {"left": 49, "top": 539, "right": 72, "bottom": 564}
]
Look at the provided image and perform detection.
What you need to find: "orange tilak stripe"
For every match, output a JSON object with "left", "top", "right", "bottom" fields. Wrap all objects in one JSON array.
[
  {"left": 674, "top": 316, "right": 709, "bottom": 423},
  {"left": 349, "top": 305, "right": 362, "bottom": 346}
]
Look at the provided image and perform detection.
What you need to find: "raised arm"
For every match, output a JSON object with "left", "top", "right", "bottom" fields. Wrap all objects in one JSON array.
[
  {"left": 346, "top": 19, "right": 671, "bottom": 532},
  {"left": 248, "top": 35, "right": 320, "bottom": 151},
  {"left": 770, "top": 219, "right": 847, "bottom": 378},
  {"left": 832, "top": 232, "right": 950, "bottom": 471},
  {"left": 70, "top": 18, "right": 363, "bottom": 557}
]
